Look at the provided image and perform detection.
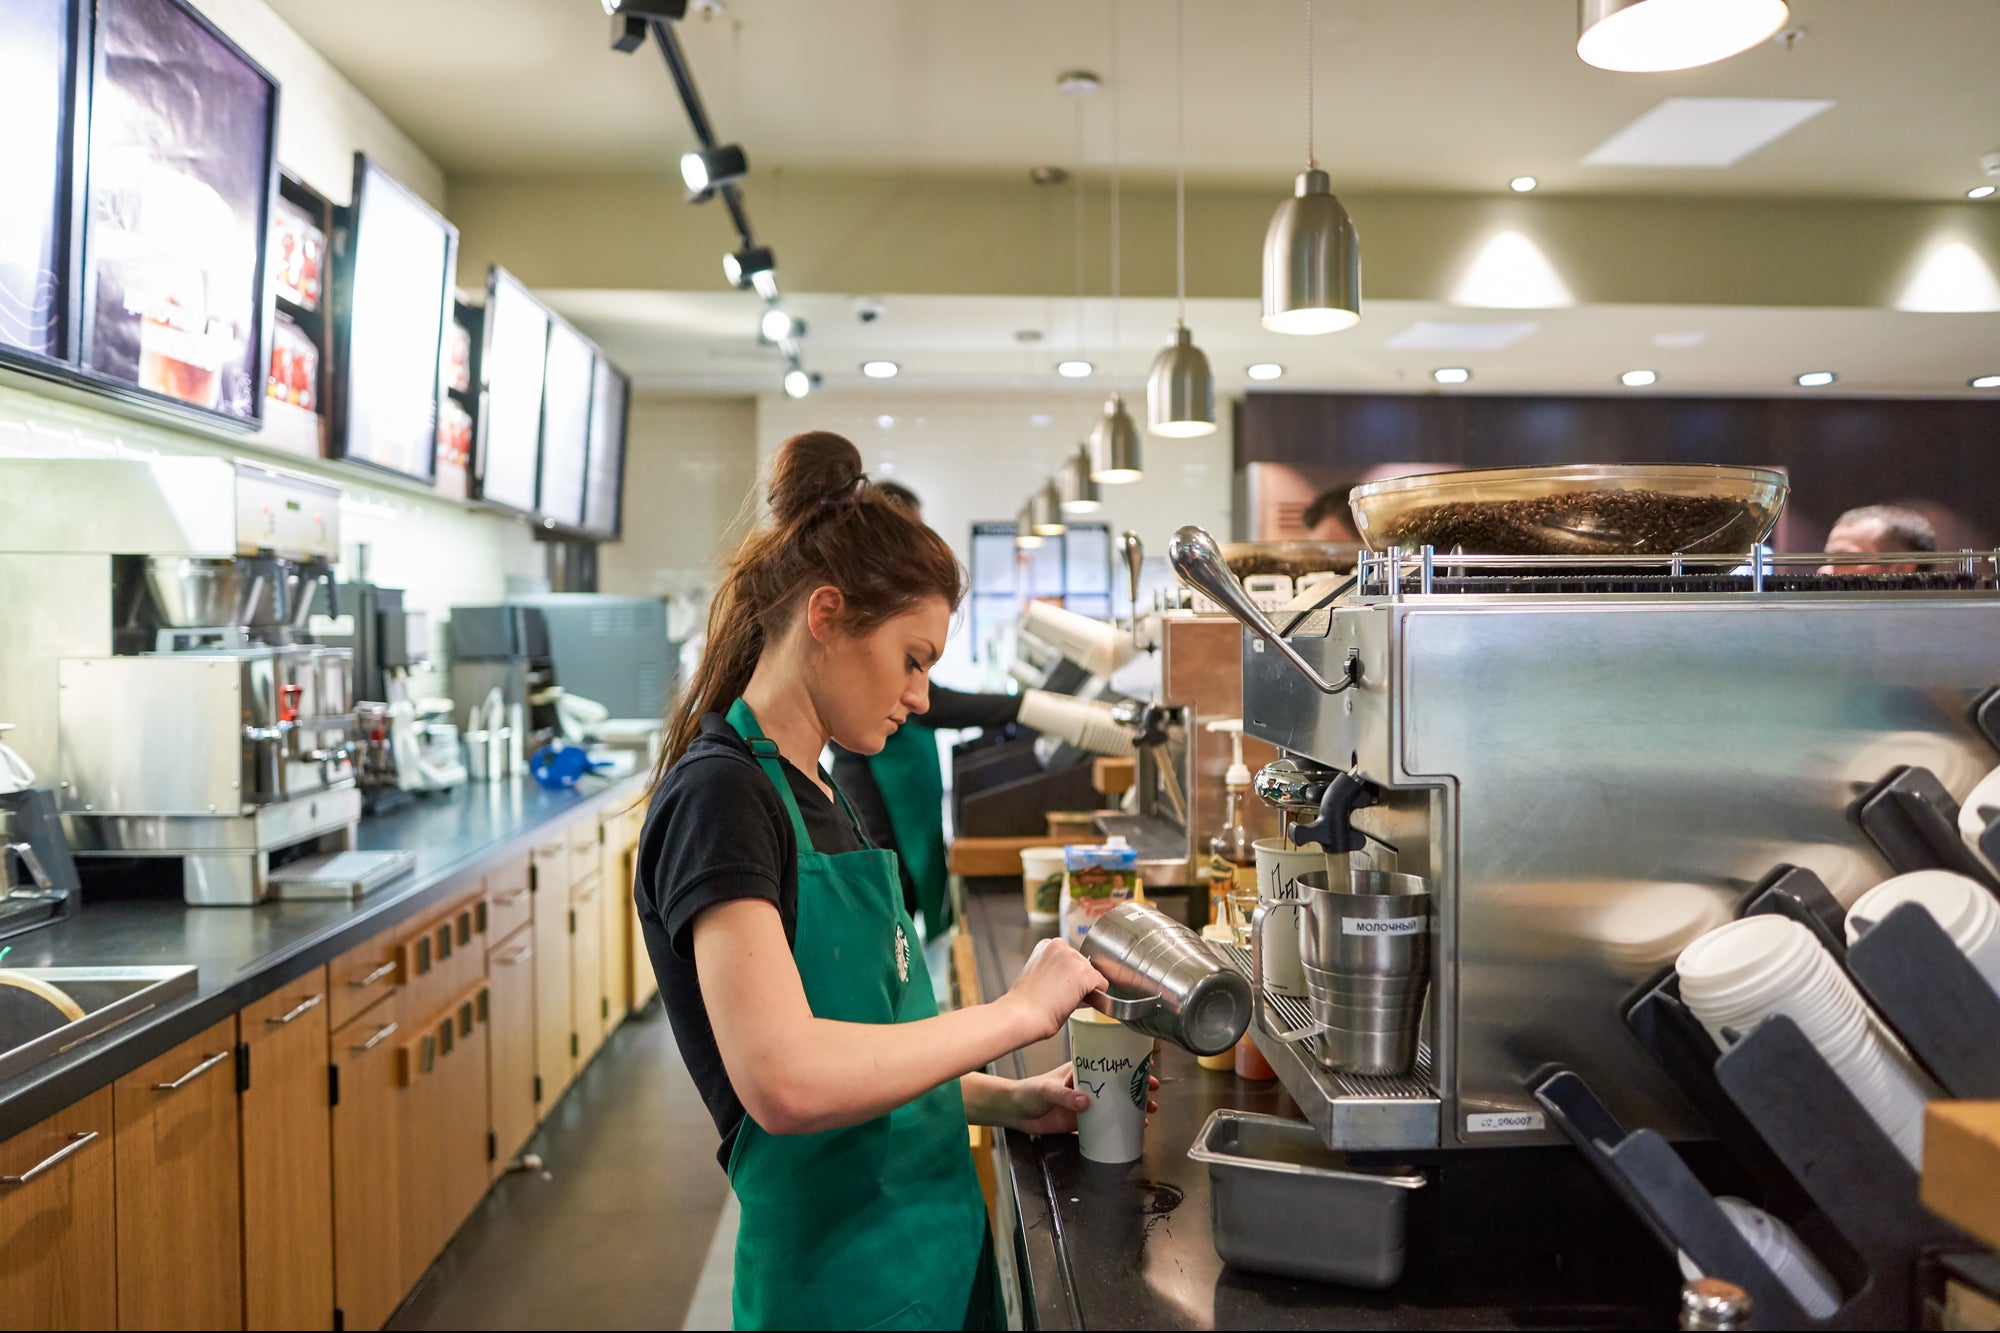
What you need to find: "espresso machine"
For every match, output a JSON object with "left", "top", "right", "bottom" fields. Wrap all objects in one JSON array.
[
  {"left": 1171, "top": 524, "right": 2000, "bottom": 1155},
  {"left": 447, "top": 605, "right": 557, "bottom": 770},
  {"left": 0, "top": 457, "right": 414, "bottom": 905}
]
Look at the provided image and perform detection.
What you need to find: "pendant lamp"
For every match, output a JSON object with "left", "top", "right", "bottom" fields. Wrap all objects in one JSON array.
[
  {"left": 1147, "top": 0, "right": 1217, "bottom": 437},
  {"left": 1261, "top": 0, "right": 1361, "bottom": 335},
  {"left": 1015, "top": 504, "right": 1045, "bottom": 549},
  {"left": 1030, "top": 479, "right": 1068, "bottom": 537},
  {"left": 1577, "top": 0, "right": 1790, "bottom": 73},
  {"left": 1090, "top": 393, "right": 1142, "bottom": 484},
  {"left": 1059, "top": 445, "right": 1102, "bottom": 513}
]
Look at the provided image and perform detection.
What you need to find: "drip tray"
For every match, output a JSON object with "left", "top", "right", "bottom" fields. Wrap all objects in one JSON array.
[
  {"left": 1218, "top": 941, "right": 1441, "bottom": 1151},
  {"left": 269, "top": 849, "right": 417, "bottom": 901}
]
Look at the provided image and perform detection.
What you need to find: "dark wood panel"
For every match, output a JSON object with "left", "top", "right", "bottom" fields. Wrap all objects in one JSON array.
[{"left": 1241, "top": 392, "right": 2000, "bottom": 548}]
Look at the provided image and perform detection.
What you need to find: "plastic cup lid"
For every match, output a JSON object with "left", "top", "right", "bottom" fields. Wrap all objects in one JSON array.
[{"left": 1676, "top": 916, "right": 1815, "bottom": 989}]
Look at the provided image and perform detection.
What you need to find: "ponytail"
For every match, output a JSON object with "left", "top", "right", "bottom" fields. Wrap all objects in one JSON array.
[{"left": 651, "top": 431, "right": 964, "bottom": 788}]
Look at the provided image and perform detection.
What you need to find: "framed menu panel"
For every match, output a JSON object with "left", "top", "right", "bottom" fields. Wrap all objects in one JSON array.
[
  {"left": 536, "top": 317, "right": 593, "bottom": 530},
  {"left": 81, "top": 0, "right": 278, "bottom": 423},
  {"left": 583, "top": 355, "right": 629, "bottom": 539},
  {"left": 476, "top": 266, "right": 547, "bottom": 516},
  {"left": 330, "top": 154, "right": 457, "bottom": 482},
  {"left": 0, "top": 0, "right": 88, "bottom": 366}
]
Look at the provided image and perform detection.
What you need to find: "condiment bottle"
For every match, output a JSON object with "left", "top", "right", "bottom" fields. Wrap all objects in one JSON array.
[{"left": 1204, "top": 720, "right": 1256, "bottom": 932}]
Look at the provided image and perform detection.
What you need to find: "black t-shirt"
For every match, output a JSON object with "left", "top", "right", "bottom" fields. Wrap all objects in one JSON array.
[{"left": 635, "top": 712, "right": 866, "bottom": 1167}]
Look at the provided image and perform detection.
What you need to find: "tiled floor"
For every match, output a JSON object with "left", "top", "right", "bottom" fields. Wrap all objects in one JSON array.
[{"left": 389, "top": 998, "right": 735, "bottom": 1331}]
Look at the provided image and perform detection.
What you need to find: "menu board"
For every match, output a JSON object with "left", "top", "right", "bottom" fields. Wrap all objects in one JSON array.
[
  {"left": 583, "top": 355, "right": 629, "bottom": 539},
  {"left": 537, "top": 319, "right": 593, "bottom": 530},
  {"left": 82, "top": 0, "right": 276, "bottom": 421},
  {"left": 476, "top": 267, "right": 547, "bottom": 516},
  {"left": 332, "top": 155, "right": 456, "bottom": 482},
  {"left": 0, "top": 0, "right": 81, "bottom": 362}
]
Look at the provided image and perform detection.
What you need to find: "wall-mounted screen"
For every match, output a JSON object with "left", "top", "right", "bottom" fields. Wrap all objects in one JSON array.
[
  {"left": 82, "top": 0, "right": 276, "bottom": 422},
  {"left": 476, "top": 266, "right": 546, "bottom": 515},
  {"left": 583, "top": 355, "right": 628, "bottom": 539},
  {"left": 0, "top": 0, "right": 84, "bottom": 363},
  {"left": 331, "top": 154, "right": 456, "bottom": 482},
  {"left": 536, "top": 318, "right": 592, "bottom": 530}
]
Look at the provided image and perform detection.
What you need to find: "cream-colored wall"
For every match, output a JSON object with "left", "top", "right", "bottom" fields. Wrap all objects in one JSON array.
[
  {"left": 598, "top": 393, "right": 759, "bottom": 615},
  {"left": 0, "top": 0, "right": 528, "bottom": 697},
  {"left": 756, "top": 388, "right": 1234, "bottom": 687}
]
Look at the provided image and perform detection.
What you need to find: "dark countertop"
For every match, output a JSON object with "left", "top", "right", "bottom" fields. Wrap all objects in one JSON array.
[
  {"left": 0, "top": 773, "right": 647, "bottom": 1142},
  {"left": 964, "top": 886, "right": 1673, "bottom": 1331}
]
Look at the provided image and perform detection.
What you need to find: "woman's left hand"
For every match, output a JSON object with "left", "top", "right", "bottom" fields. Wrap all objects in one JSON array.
[{"left": 1007, "top": 1064, "right": 1162, "bottom": 1136}]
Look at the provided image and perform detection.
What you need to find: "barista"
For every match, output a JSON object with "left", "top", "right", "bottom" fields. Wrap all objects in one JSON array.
[
  {"left": 634, "top": 432, "right": 1122, "bottom": 1331},
  {"left": 1817, "top": 504, "right": 1937, "bottom": 575},
  {"left": 831, "top": 481, "right": 1022, "bottom": 936}
]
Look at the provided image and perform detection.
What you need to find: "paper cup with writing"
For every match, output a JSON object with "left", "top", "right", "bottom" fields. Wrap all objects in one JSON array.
[{"left": 1068, "top": 1009, "right": 1154, "bottom": 1164}]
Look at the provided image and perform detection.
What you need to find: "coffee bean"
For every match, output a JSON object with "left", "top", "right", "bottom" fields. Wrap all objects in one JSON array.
[{"left": 1374, "top": 488, "right": 1767, "bottom": 556}]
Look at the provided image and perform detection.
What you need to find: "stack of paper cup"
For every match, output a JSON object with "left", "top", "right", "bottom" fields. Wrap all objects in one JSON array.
[
  {"left": 1676, "top": 916, "right": 1934, "bottom": 1168},
  {"left": 1676, "top": 1197, "right": 1840, "bottom": 1319},
  {"left": 1845, "top": 870, "right": 2000, "bottom": 994},
  {"left": 1251, "top": 839, "right": 1321, "bottom": 998},
  {"left": 1959, "top": 766, "right": 2000, "bottom": 876}
]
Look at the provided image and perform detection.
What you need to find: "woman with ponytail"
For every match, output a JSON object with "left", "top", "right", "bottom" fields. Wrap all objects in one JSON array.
[{"left": 636, "top": 432, "right": 1129, "bottom": 1331}]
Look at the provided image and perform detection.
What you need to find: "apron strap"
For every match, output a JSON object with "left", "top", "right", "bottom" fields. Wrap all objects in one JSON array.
[{"left": 725, "top": 698, "right": 815, "bottom": 849}]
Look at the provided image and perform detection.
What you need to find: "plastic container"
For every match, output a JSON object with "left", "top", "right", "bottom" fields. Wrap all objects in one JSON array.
[
  {"left": 1348, "top": 463, "right": 1788, "bottom": 557},
  {"left": 1187, "top": 1109, "right": 1425, "bottom": 1289},
  {"left": 1059, "top": 838, "right": 1140, "bottom": 949}
]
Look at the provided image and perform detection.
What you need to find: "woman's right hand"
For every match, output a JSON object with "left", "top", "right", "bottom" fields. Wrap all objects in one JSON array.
[{"left": 1006, "top": 937, "right": 1108, "bottom": 1041}]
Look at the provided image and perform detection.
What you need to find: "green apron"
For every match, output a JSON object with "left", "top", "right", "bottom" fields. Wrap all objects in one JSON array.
[
  {"left": 722, "top": 699, "right": 1000, "bottom": 1331},
  {"left": 867, "top": 721, "right": 952, "bottom": 937}
]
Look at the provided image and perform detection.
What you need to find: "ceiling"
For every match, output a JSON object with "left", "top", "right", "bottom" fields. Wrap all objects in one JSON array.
[
  {"left": 543, "top": 290, "right": 2000, "bottom": 398},
  {"left": 271, "top": 0, "right": 2000, "bottom": 200}
]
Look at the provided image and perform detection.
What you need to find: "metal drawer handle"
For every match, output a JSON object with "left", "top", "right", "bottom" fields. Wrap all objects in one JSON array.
[
  {"left": 537, "top": 841, "right": 564, "bottom": 857},
  {"left": 348, "top": 961, "right": 398, "bottom": 989},
  {"left": 495, "top": 888, "right": 529, "bottom": 905},
  {"left": 495, "top": 945, "right": 532, "bottom": 965},
  {"left": 576, "top": 883, "right": 602, "bottom": 902},
  {"left": 152, "top": 1050, "right": 231, "bottom": 1092},
  {"left": 351, "top": 1021, "right": 399, "bottom": 1053},
  {"left": 1, "top": 1131, "right": 100, "bottom": 1186},
  {"left": 264, "top": 992, "right": 325, "bottom": 1026}
]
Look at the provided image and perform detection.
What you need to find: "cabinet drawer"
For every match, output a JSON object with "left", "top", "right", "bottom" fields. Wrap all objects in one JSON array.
[
  {"left": 328, "top": 930, "right": 401, "bottom": 1033},
  {"left": 397, "top": 885, "right": 487, "bottom": 1027},
  {"left": 0, "top": 1086, "right": 116, "bottom": 1331},
  {"left": 568, "top": 815, "right": 600, "bottom": 859},
  {"left": 487, "top": 853, "right": 533, "bottom": 943},
  {"left": 240, "top": 965, "right": 329, "bottom": 1032},
  {"left": 531, "top": 837, "right": 570, "bottom": 899}
]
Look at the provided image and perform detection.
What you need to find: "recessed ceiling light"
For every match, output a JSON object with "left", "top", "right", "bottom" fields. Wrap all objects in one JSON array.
[
  {"left": 1969, "top": 186, "right": 1997, "bottom": 200},
  {"left": 1029, "top": 413, "right": 1054, "bottom": 427},
  {"left": 1796, "top": 371, "right": 1836, "bottom": 387},
  {"left": 1246, "top": 363, "right": 1284, "bottom": 381},
  {"left": 1583, "top": 97, "right": 1834, "bottom": 169},
  {"left": 1971, "top": 375, "right": 2000, "bottom": 389},
  {"left": 861, "top": 360, "right": 898, "bottom": 379},
  {"left": 1510, "top": 176, "right": 1538, "bottom": 193},
  {"left": 1652, "top": 330, "right": 1708, "bottom": 349},
  {"left": 1621, "top": 369, "right": 1658, "bottom": 387},
  {"left": 1057, "top": 360, "right": 1093, "bottom": 378},
  {"left": 1433, "top": 367, "right": 1471, "bottom": 385},
  {"left": 875, "top": 414, "right": 896, "bottom": 429}
]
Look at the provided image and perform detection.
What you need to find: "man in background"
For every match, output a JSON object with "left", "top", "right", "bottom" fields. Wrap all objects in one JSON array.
[
  {"left": 1818, "top": 504, "right": 1938, "bottom": 576},
  {"left": 1301, "top": 486, "right": 1359, "bottom": 543}
]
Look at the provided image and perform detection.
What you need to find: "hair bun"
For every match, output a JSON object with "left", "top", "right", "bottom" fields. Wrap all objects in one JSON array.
[{"left": 768, "top": 431, "right": 866, "bottom": 526}]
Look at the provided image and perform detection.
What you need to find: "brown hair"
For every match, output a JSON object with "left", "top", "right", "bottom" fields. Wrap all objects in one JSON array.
[{"left": 652, "top": 431, "right": 965, "bottom": 785}]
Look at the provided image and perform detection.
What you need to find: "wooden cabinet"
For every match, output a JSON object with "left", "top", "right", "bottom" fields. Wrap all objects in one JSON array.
[
  {"left": 0, "top": 1087, "right": 115, "bottom": 1332},
  {"left": 331, "top": 995, "right": 403, "bottom": 1333},
  {"left": 487, "top": 852, "right": 533, "bottom": 942},
  {"left": 114, "top": 1018, "right": 244, "bottom": 1331},
  {"left": 531, "top": 836, "right": 574, "bottom": 1110},
  {"left": 572, "top": 871, "right": 607, "bottom": 1065},
  {"left": 487, "top": 922, "right": 538, "bottom": 1174},
  {"left": 393, "top": 980, "right": 492, "bottom": 1291},
  {"left": 239, "top": 970, "right": 335, "bottom": 1331},
  {"left": 396, "top": 884, "right": 485, "bottom": 1034}
]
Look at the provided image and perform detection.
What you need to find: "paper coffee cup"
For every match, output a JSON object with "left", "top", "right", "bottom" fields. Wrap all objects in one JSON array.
[
  {"left": 1021, "top": 846, "right": 1066, "bottom": 925},
  {"left": 1067, "top": 1009, "right": 1153, "bottom": 1164}
]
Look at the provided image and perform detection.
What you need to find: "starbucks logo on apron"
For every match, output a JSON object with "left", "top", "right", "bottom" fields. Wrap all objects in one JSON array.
[{"left": 895, "top": 922, "right": 910, "bottom": 983}]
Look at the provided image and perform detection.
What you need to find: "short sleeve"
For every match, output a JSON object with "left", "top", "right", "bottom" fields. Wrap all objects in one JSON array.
[{"left": 649, "top": 754, "right": 789, "bottom": 959}]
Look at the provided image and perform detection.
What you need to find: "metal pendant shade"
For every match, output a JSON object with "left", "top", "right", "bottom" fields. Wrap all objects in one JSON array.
[
  {"left": 1030, "top": 478, "right": 1068, "bottom": 536},
  {"left": 1147, "top": 326, "right": 1216, "bottom": 437},
  {"left": 1089, "top": 392, "right": 1143, "bottom": 484},
  {"left": 1261, "top": 168, "right": 1361, "bottom": 335},
  {"left": 1015, "top": 504, "right": 1045, "bottom": 549},
  {"left": 1060, "top": 446, "right": 1102, "bottom": 513},
  {"left": 1576, "top": 0, "right": 1790, "bottom": 73}
]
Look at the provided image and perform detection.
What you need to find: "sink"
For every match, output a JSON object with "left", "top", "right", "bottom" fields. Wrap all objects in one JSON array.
[{"left": 0, "top": 966, "right": 199, "bottom": 1083}]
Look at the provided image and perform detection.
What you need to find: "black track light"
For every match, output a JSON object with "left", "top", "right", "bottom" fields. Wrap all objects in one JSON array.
[
  {"left": 610, "top": 15, "right": 647, "bottom": 52},
  {"left": 723, "top": 245, "right": 775, "bottom": 291},
  {"left": 681, "top": 144, "right": 748, "bottom": 196},
  {"left": 602, "top": 0, "right": 687, "bottom": 18}
]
